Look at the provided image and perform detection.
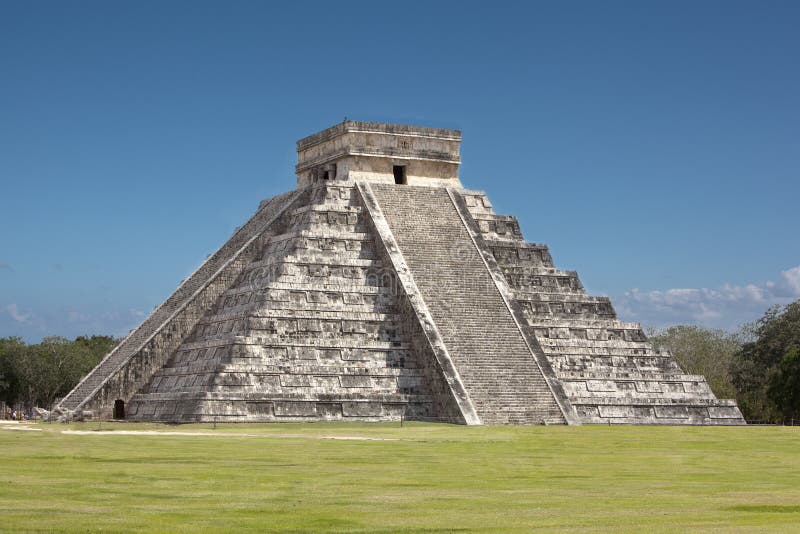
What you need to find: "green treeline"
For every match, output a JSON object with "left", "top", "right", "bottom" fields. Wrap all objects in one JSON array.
[
  {"left": 1, "top": 300, "right": 798, "bottom": 423},
  {"left": 0, "top": 335, "right": 117, "bottom": 415}
]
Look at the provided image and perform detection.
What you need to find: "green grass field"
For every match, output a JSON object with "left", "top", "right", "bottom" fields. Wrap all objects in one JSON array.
[{"left": 1, "top": 422, "right": 798, "bottom": 532}]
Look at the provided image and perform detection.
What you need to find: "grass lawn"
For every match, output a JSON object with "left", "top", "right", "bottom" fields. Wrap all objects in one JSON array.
[{"left": 1, "top": 422, "right": 798, "bottom": 532}]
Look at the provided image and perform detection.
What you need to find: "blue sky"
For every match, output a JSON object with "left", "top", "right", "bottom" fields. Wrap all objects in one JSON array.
[{"left": 1, "top": 1, "right": 798, "bottom": 341}]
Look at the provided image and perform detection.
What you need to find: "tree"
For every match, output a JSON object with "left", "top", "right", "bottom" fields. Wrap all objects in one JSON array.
[
  {"left": 0, "top": 337, "right": 25, "bottom": 406},
  {"left": 0, "top": 335, "right": 117, "bottom": 412},
  {"left": 12, "top": 337, "right": 81, "bottom": 409},
  {"left": 648, "top": 325, "right": 739, "bottom": 399},
  {"left": 73, "top": 335, "right": 118, "bottom": 366},
  {"left": 768, "top": 347, "right": 800, "bottom": 422},
  {"left": 731, "top": 301, "right": 800, "bottom": 422}
]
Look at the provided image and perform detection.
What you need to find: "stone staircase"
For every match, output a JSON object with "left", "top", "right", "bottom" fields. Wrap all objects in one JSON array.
[
  {"left": 369, "top": 184, "right": 566, "bottom": 425},
  {"left": 458, "top": 189, "right": 745, "bottom": 425}
]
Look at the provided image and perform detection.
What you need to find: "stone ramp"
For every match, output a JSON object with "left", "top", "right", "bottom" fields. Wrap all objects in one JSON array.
[
  {"left": 368, "top": 184, "right": 567, "bottom": 425},
  {"left": 54, "top": 189, "right": 303, "bottom": 417}
]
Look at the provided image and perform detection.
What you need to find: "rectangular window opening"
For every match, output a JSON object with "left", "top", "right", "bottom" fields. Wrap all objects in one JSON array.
[{"left": 393, "top": 165, "right": 407, "bottom": 185}]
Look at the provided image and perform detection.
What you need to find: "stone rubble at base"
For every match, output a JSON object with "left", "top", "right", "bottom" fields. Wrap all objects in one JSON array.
[{"left": 53, "top": 121, "right": 745, "bottom": 425}]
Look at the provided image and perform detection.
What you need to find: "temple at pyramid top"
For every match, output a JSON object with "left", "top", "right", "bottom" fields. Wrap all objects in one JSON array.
[{"left": 296, "top": 120, "right": 463, "bottom": 187}]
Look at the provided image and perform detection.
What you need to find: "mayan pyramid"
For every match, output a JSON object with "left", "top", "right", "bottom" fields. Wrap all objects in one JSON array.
[{"left": 54, "top": 121, "right": 745, "bottom": 425}]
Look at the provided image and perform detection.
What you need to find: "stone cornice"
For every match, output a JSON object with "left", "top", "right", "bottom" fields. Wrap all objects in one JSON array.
[
  {"left": 295, "top": 145, "right": 460, "bottom": 172},
  {"left": 297, "top": 120, "right": 462, "bottom": 151}
]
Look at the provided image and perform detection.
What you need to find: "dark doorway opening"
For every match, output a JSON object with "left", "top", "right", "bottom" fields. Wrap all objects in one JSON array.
[
  {"left": 113, "top": 399, "right": 125, "bottom": 420},
  {"left": 321, "top": 165, "right": 336, "bottom": 181},
  {"left": 393, "top": 165, "right": 407, "bottom": 185}
]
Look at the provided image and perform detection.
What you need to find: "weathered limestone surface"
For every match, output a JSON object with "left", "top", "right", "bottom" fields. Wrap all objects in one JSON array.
[
  {"left": 458, "top": 189, "right": 745, "bottom": 425},
  {"left": 55, "top": 189, "right": 303, "bottom": 419},
  {"left": 57, "top": 120, "right": 745, "bottom": 425},
  {"left": 296, "top": 121, "right": 462, "bottom": 188},
  {"left": 127, "top": 182, "right": 451, "bottom": 422}
]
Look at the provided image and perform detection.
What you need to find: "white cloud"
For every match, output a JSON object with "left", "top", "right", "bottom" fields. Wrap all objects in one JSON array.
[
  {"left": 614, "top": 264, "right": 800, "bottom": 330},
  {"left": 5, "top": 303, "right": 31, "bottom": 323},
  {"left": 781, "top": 266, "right": 800, "bottom": 295}
]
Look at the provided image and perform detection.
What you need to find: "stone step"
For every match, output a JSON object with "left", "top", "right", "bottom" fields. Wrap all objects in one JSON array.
[
  {"left": 201, "top": 308, "right": 401, "bottom": 324},
  {"left": 247, "top": 255, "right": 381, "bottom": 270},
  {"left": 153, "top": 364, "right": 426, "bottom": 376},
  {"left": 514, "top": 287, "right": 588, "bottom": 298},
  {"left": 218, "top": 302, "right": 398, "bottom": 319},
  {"left": 265, "top": 229, "right": 372, "bottom": 245},
  {"left": 571, "top": 397, "right": 740, "bottom": 407},
  {"left": 130, "top": 391, "right": 431, "bottom": 403},
  {"left": 525, "top": 318, "right": 644, "bottom": 330},
  {"left": 538, "top": 338, "right": 652, "bottom": 349},
  {"left": 546, "top": 349, "right": 673, "bottom": 358},
  {"left": 558, "top": 371, "right": 707, "bottom": 381},
  {"left": 180, "top": 338, "right": 412, "bottom": 352},
  {"left": 223, "top": 282, "right": 396, "bottom": 298}
]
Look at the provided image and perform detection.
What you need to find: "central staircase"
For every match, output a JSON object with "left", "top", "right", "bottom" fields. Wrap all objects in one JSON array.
[{"left": 369, "top": 184, "right": 566, "bottom": 424}]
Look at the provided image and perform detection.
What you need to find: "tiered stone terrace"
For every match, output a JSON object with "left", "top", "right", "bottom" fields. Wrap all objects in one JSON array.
[
  {"left": 127, "top": 182, "right": 436, "bottom": 422},
  {"left": 56, "top": 120, "right": 745, "bottom": 425},
  {"left": 459, "top": 190, "right": 744, "bottom": 424}
]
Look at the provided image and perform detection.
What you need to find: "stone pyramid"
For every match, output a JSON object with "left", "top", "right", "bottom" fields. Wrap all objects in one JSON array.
[{"left": 55, "top": 121, "right": 745, "bottom": 425}]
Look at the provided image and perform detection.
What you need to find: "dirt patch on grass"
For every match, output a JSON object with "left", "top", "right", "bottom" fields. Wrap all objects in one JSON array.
[{"left": 1, "top": 424, "right": 43, "bottom": 432}]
